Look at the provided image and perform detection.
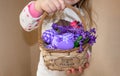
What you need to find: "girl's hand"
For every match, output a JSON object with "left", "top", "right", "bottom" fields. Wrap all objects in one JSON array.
[
  {"left": 35, "top": 0, "right": 65, "bottom": 14},
  {"left": 66, "top": 62, "right": 89, "bottom": 75}
]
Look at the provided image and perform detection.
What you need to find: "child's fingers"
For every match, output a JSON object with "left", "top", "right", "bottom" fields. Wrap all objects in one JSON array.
[
  {"left": 66, "top": 69, "right": 72, "bottom": 74},
  {"left": 39, "top": 1, "right": 53, "bottom": 13},
  {"left": 47, "top": 2, "right": 57, "bottom": 13},
  {"left": 43, "top": 5, "right": 51, "bottom": 13},
  {"left": 58, "top": 0, "right": 65, "bottom": 10},
  {"left": 52, "top": 0, "right": 61, "bottom": 11},
  {"left": 71, "top": 68, "right": 76, "bottom": 73},
  {"left": 84, "top": 62, "right": 89, "bottom": 68},
  {"left": 79, "top": 66, "right": 83, "bottom": 73},
  {"left": 66, "top": 62, "right": 90, "bottom": 75}
]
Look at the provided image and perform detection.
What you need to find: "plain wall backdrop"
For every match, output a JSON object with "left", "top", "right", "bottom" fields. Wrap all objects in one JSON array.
[
  {"left": 0, "top": 0, "right": 120, "bottom": 76},
  {"left": 0, "top": 0, "right": 31, "bottom": 76}
]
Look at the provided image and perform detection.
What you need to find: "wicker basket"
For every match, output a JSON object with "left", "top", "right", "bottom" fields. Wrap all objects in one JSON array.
[{"left": 38, "top": 4, "right": 91, "bottom": 71}]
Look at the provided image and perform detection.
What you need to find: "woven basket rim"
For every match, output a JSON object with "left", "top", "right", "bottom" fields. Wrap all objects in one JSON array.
[{"left": 39, "top": 43, "right": 90, "bottom": 53}]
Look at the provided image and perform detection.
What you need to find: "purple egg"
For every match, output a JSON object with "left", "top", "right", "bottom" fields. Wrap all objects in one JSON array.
[
  {"left": 42, "top": 29, "right": 58, "bottom": 44},
  {"left": 52, "top": 33, "right": 74, "bottom": 50}
]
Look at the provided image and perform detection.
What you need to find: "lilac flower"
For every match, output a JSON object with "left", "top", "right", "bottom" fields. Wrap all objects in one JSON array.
[
  {"left": 52, "top": 23, "right": 68, "bottom": 34},
  {"left": 78, "top": 23, "right": 83, "bottom": 27},
  {"left": 79, "top": 41, "right": 83, "bottom": 45},
  {"left": 89, "top": 35, "right": 96, "bottom": 46},
  {"left": 78, "top": 45, "right": 83, "bottom": 53},
  {"left": 52, "top": 23, "right": 58, "bottom": 30},
  {"left": 57, "top": 26, "right": 67, "bottom": 34},
  {"left": 85, "top": 31, "right": 91, "bottom": 36},
  {"left": 81, "top": 32, "right": 87, "bottom": 39},
  {"left": 74, "top": 34, "right": 80, "bottom": 41},
  {"left": 90, "top": 28, "right": 96, "bottom": 34}
]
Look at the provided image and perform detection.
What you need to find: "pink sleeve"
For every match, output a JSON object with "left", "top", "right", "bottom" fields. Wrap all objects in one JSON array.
[{"left": 28, "top": 1, "right": 42, "bottom": 18}]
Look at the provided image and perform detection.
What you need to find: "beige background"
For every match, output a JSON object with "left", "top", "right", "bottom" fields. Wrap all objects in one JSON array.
[{"left": 0, "top": 0, "right": 120, "bottom": 76}]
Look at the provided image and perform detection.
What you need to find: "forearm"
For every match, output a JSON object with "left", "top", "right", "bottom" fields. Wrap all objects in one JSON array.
[{"left": 19, "top": 1, "right": 42, "bottom": 32}]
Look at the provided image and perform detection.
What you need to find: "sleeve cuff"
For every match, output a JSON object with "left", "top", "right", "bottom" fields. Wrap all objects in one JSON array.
[{"left": 28, "top": 1, "right": 42, "bottom": 18}]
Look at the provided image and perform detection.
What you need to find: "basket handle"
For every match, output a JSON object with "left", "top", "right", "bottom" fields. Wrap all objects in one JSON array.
[{"left": 38, "top": 3, "right": 86, "bottom": 44}]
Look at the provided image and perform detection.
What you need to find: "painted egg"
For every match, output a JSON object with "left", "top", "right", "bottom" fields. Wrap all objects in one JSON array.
[
  {"left": 52, "top": 33, "right": 74, "bottom": 50},
  {"left": 42, "top": 29, "right": 58, "bottom": 44}
]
